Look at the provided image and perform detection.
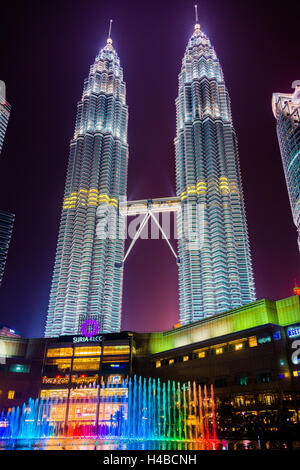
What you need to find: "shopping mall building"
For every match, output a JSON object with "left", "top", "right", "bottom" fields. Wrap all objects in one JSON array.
[{"left": 1, "top": 294, "right": 300, "bottom": 433}]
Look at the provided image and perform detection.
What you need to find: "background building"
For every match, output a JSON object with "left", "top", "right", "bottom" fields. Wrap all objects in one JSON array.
[
  {"left": 0, "top": 87, "right": 10, "bottom": 156},
  {"left": 45, "top": 33, "right": 129, "bottom": 337},
  {"left": 272, "top": 83, "right": 300, "bottom": 251},
  {"left": 0, "top": 210, "right": 14, "bottom": 288},
  {"left": 0, "top": 325, "right": 20, "bottom": 338},
  {"left": 175, "top": 21, "right": 255, "bottom": 325}
]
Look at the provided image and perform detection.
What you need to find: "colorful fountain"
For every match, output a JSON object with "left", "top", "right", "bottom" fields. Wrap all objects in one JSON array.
[{"left": 0, "top": 376, "right": 218, "bottom": 448}]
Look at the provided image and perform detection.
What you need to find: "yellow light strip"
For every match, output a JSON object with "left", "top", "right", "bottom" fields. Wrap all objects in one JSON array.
[
  {"left": 63, "top": 189, "right": 119, "bottom": 210},
  {"left": 180, "top": 177, "right": 237, "bottom": 200}
]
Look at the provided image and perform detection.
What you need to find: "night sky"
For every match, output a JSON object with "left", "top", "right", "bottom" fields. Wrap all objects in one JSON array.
[{"left": 0, "top": 0, "right": 299, "bottom": 338}]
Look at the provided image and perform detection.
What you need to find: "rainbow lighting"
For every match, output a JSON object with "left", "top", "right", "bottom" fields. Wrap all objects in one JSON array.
[{"left": 0, "top": 376, "right": 218, "bottom": 448}]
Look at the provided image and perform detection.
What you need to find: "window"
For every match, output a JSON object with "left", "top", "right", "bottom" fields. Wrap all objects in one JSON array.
[
  {"left": 46, "top": 348, "right": 73, "bottom": 357},
  {"left": 45, "top": 358, "right": 72, "bottom": 372},
  {"left": 9, "top": 364, "right": 30, "bottom": 373},
  {"left": 257, "top": 372, "right": 272, "bottom": 384},
  {"left": 235, "top": 375, "right": 248, "bottom": 386},
  {"left": 103, "top": 345, "right": 130, "bottom": 355},
  {"left": 215, "top": 378, "right": 227, "bottom": 388},
  {"left": 72, "top": 357, "right": 100, "bottom": 371},
  {"left": 257, "top": 336, "right": 271, "bottom": 345},
  {"left": 235, "top": 395, "right": 245, "bottom": 407},
  {"left": 74, "top": 346, "right": 101, "bottom": 356},
  {"left": 259, "top": 394, "right": 275, "bottom": 406},
  {"left": 194, "top": 348, "right": 207, "bottom": 358},
  {"left": 183, "top": 355, "right": 189, "bottom": 362},
  {"left": 156, "top": 361, "right": 161, "bottom": 368},
  {"left": 235, "top": 343, "right": 243, "bottom": 351},
  {"left": 40, "top": 389, "right": 68, "bottom": 400},
  {"left": 169, "top": 359, "right": 174, "bottom": 365},
  {"left": 8, "top": 390, "right": 15, "bottom": 399},
  {"left": 249, "top": 336, "right": 257, "bottom": 347}
]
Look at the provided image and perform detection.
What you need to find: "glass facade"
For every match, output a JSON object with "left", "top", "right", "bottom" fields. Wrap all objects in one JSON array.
[
  {"left": 0, "top": 210, "right": 14, "bottom": 288},
  {"left": 45, "top": 35, "right": 128, "bottom": 336},
  {"left": 272, "top": 84, "right": 300, "bottom": 251},
  {"left": 175, "top": 22, "right": 255, "bottom": 325}
]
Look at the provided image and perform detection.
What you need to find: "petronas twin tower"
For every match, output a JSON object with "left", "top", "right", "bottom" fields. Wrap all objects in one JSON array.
[{"left": 45, "top": 18, "right": 255, "bottom": 338}]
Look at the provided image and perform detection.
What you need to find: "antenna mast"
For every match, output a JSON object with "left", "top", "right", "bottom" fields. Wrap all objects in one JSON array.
[
  {"left": 194, "top": 4, "right": 199, "bottom": 24},
  {"left": 108, "top": 19, "right": 113, "bottom": 40}
]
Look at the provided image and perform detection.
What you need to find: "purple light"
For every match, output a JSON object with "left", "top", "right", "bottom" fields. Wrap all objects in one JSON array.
[{"left": 80, "top": 319, "right": 100, "bottom": 338}]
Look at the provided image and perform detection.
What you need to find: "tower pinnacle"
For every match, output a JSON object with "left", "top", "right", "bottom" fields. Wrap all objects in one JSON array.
[
  {"left": 194, "top": 4, "right": 200, "bottom": 33},
  {"left": 107, "top": 19, "right": 113, "bottom": 45}
]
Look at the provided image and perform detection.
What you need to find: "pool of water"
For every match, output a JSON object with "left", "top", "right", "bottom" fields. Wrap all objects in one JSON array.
[{"left": 1, "top": 438, "right": 300, "bottom": 450}]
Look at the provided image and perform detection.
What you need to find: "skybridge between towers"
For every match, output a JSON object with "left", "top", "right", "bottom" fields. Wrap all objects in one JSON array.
[{"left": 116, "top": 196, "right": 181, "bottom": 266}]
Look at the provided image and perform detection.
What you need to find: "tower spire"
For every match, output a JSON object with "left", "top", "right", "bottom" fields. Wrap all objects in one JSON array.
[
  {"left": 107, "top": 19, "right": 113, "bottom": 46},
  {"left": 194, "top": 4, "right": 200, "bottom": 33},
  {"left": 108, "top": 19, "right": 113, "bottom": 39},
  {"left": 194, "top": 4, "right": 199, "bottom": 24}
]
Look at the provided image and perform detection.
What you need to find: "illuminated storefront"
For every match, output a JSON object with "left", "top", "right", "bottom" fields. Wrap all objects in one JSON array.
[
  {"left": 39, "top": 332, "right": 132, "bottom": 426},
  {"left": 1, "top": 295, "right": 300, "bottom": 433}
]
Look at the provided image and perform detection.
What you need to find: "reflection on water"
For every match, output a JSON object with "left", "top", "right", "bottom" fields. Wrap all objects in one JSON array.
[
  {"left": 1, "top": 438, "right": 300, "bottom": 450},
  {"left": 0, "top": 438, "right": 222, "bottom": 450}
]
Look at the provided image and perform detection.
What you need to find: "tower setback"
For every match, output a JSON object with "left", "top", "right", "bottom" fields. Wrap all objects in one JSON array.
[
  {"left": 45, "top": 35, "right": 128, "bottom": 337},
  {"left": 175, "top": 22, "right": 256, "bottom": 324}
]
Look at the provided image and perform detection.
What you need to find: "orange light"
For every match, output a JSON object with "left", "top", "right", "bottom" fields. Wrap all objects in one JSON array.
[{"left": 294, "top": 287, "right": 300, "bottom": 296}]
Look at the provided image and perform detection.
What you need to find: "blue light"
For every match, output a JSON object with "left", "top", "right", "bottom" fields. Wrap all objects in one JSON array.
[
  {"left": 287, "top": 326, "right": 300, "bottom": 338},
  {"left": 273, "top": 331, "right": 281, "bottom": 340}
]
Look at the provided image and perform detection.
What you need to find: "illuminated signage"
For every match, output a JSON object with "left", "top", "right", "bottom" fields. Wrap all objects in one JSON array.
[
  {"left": 291, "top": 340, "right": 300, "bottom": 365},
  {"left": 73, "top": 335, "right": 102, "bottom": 344},
  {"left": 287, "top": 326, "right": 300, "bottom": 338},
  {"left": 294, "top": 287, "right": 300, "bottom": 296},
  {"left": 42, "top": 376, "right": 69, "bottom": 385},
  {"left": 80, "top": 319, "right": 100, "bottom": 338}
]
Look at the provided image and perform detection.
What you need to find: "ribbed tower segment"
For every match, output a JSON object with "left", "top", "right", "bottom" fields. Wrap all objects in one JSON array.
[
  {"left": 175, "top": 23, "right": 255, "bottom": 325},
  {"left": 45, "top": 37, "right": 128, "bottom": 337}
]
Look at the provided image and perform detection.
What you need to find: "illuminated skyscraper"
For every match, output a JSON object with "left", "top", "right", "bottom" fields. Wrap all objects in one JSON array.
[
  {"left": 0, "top": 88, "right": 11, "bottom": 156},
  {"left": 45, "top": 30, "right": 128, "bottom": 337},
  {"left": 175, "top": 18, "right": 255, "bottom": 324},
  {"left": 272, "top": 83, "right": 300, "bottom": 251},
  {"left": 0, "top": 210, "right": 14, "bottom": 287}
]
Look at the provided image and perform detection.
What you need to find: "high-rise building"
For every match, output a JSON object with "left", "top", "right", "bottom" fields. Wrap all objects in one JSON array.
[
  {"left": 0, "top": 88, "right": 11, "bottom": 156},
  {"left": 0, "top": 210, "right": 14, "bottom": 288},
  {"left": 272, "top": 83, "right": 300, "bottom": 251},
  {"left": 45, "top": 33, "right": 128, "bottom": 337},
  {"left": 175, "top": 21, "right": 255, "bottom": 325}
]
